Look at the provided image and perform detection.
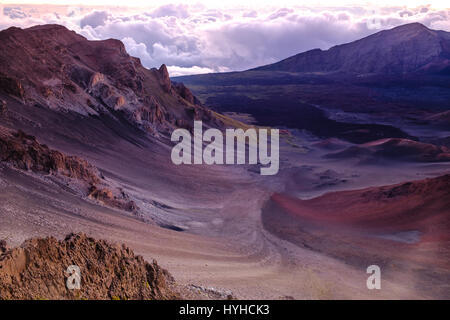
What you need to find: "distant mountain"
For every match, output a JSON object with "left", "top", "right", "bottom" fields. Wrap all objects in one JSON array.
[
  {"left": 174, "top": 23, "right": 450, "bottom": 143},
  {"left": 253, "top": 23, "right": 450, "bottom": 75}
]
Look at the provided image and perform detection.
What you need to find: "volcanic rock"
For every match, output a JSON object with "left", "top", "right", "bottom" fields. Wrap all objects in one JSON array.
[
  {"left": 0, "top": 126, "right": 100, "bottom": 184},
  {"left": 0, "top": 233, "right": 179, "bottom": 300},
  {"left": 158, "top": 64, "right": 171, "bottom": 93},
  {"left": 88, "top": 185, "right": 138, "bottom": 213},
  {"left": 173, "top": 82, "right": 195, "bottom": 104},
  {"left": 0, "top": 240, "right": 8, "bottom": 254}
]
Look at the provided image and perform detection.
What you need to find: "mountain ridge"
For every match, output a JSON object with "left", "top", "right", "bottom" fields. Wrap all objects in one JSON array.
[
  {"left": 252, "top": 23, "right": 450, "bottom": 75},
  {"left": 0, "top": 24, "right": 223, "bottom": 138}
]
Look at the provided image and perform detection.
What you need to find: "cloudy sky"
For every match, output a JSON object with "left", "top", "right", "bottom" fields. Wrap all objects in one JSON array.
[{"left": 1, "top": 1, "right": 449, "bottom": 76}]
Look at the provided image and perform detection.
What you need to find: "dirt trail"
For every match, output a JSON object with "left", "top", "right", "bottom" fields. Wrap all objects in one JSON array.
[{"left": 0, "top": 157, "right": 419, "bottom": 299}]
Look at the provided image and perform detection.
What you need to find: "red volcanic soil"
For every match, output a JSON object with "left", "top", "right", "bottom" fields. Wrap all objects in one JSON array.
[
  {"left": 262, "top": 174, "right": 450, "bottom": 298},
  {"left": 271, "top": 174, "right": 450, "bottom": 242},
  {"left": 325, "top": 138, "right": 450, "bottom": 163}
]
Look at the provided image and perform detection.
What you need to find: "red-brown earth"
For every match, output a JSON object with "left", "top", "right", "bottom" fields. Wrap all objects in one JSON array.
[{"left": 262, "top": 174, "right": 450, "bottom": 298}]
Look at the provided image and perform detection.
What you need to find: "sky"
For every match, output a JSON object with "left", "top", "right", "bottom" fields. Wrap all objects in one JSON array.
[{"left": 1, "top": 1, "right": 449, "bottom": 76}]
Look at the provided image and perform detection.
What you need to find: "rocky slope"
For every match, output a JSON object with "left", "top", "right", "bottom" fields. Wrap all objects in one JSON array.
[
  {"left": 0, "top": 125, "right": 137, "bottom": 213},
  {"left": 0, "top": 24, "right": 233, "bottom": 216},
  {"left": 0, "top": 24, "right": 222, "bottom": 136},
  {"left": 0, "top": 233, "right": 178, "bottom": 300},
  {"left": 254, "top": 23, "right": 450, "bottom": 74}
]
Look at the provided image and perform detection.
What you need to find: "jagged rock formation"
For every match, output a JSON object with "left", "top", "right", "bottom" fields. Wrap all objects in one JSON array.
[
  {"left": 0, "top": 233, "right": 179, "bottom": 300},
  {"left": 173, "top": 82, "right": 195, "bottom": 104},
  {"left": 158, "top": 64, "right": 172, "bottom": 93},
  {"left": 0, "top": 126, "right": 100, "bottom": 183},
  {"left": 0, "top": 125, "right": 137, "bottom": 212},
  {"left": 0, "top": 24, "right": 222, "bottom": 136},
  {"left": 88, "top": 185, "right": 137, "bottom": 213},
  {"left": 254, "top": 23, "right": 450, "bottom": 74}
]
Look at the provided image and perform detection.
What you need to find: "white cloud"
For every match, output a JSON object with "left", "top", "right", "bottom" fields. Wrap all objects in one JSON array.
[
  {"left": 167, "top": 65, "right": 216, "bottom": 77},
  {"left": 80, "top": 10, "right": 109, "bottom": 28},
  {"left": 3, "top": 6, "right": 28, "bottom": 19},
  {"left": 148, "top": 4, "right": 189, "bottom": 19}
]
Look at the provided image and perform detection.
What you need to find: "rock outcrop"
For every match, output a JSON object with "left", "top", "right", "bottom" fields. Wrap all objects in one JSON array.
[
  {"left": 0, "top": 233, "right": 179, "bottom": 300},
  {"left": 158, "top": 64, "right": 171, "bottom": 93},
  {"left": 0, "top": 126, "right": 100, "bottom": 184},
  {"left": 173, "top": 82, "right": 195, "bottom": 104},
  {"left": 0, "top": 125, "right": 139, "bottom": 213},
  {"left": 88, "top": 185, "right": 137, "bottom": 213}
]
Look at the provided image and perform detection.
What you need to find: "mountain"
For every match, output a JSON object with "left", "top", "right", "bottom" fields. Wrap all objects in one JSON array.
[
  {"left": 253, "top": 23, "right": 450, "bottom": 75},
  {"left": 0, "top": 24, "right": 237, "bottom": 218},
  {"left": 175, "top": 23, "right": 450, "bottom": 144},
  {"left": 0, "top": 24, "right": 223, "bottom": 137}
]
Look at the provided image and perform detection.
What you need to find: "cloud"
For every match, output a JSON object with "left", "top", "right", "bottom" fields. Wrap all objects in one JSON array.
[
  {"left": 80, "top": 10, "right": 109, "bottom": 28},
  {"left": 167, "top": 65, "right": 216, "bottom": 77},
  {"left": 243, "top": 11, "right": 258, "bottom": 18},
  {"left": 0, "top": 4, "right": 449, "bottom": 75},
  {"left": 148, "top": 4, "right": 189, "bottom": 19},
  {"left": 3, "top": 7, "right": 28, "bottom": 19},
  {"left": 269, "top": 8, "right": 294, "bottom": 20}
]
